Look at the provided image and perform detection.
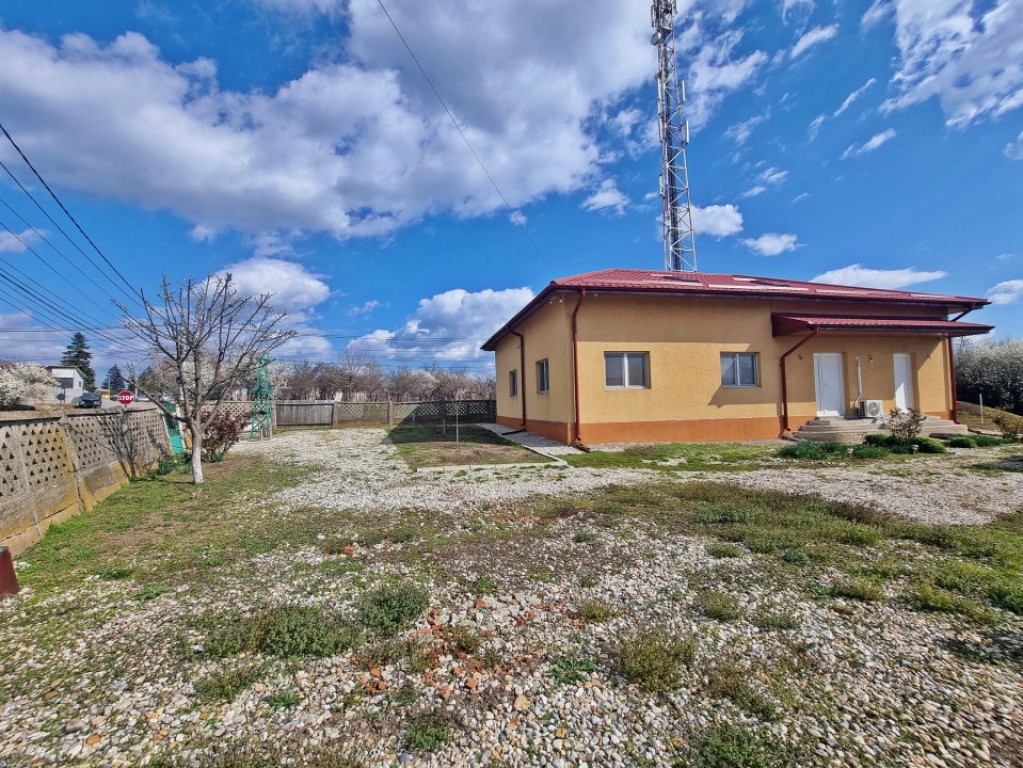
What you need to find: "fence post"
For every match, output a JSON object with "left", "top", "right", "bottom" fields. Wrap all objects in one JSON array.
[
  {"left": 332, "top": 401, "right": 340, "bottom": 428},
  {"left": 387, "top": 399, "right": 393, "bottom": 426}
]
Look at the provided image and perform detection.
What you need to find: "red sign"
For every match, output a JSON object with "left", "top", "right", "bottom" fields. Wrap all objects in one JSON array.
[{"left": 117, "top": 390, "right": 135, "bottom": 405}]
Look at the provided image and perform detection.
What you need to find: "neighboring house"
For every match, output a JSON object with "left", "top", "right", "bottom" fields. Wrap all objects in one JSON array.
[
  {"left": 481, "top": 269, "right": 993, "bottom": 446},
  {"left": 45, "top": 365, "right": 85, "bottom": 403}
]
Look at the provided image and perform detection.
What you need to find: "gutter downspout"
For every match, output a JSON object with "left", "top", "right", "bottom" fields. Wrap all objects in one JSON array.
[
  {"left": 947, "top": 336, "right": 959, "bottom": 424},
  {"left": 511, "top": 331, "right": 527, "bottom": 428},
  {"left": 780, "top": 329, "right": 819, "bottom": 433},
  {"left": 571, "top": 288, "right": 589, "bottom": 450}
]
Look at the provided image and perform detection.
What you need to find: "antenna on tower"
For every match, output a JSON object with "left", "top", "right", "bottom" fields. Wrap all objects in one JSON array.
[{"left": 652, "top": 0, "right": 697, "bottom": 272}]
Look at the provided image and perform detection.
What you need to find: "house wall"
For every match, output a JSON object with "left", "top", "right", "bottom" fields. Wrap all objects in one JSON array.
[{"left": 492, "top": 290, "right": 956, "bottom": 445}]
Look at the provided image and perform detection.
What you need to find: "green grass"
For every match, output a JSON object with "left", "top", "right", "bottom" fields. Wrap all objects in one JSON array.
[
  {"left": 611, "top": 627, "right": 696, "bottom": 692},
  {"left": 686, "top": 722, "right": 797, "bottom": 768},
  {"left": 404, "top": 709, "right": 455, "bottom": 751},
  {"left": 202, "top": 605, "right": 361, "bottom": 658},
  {"left": 707, "top": 657, "right": 780, "bottom": 721},
  {"left": 195, "top": 664, "right": 264, "bottom": 702},
  {"left": 699, "top": 591, "right": 742, "bottom": 621},
  {"left": 706, "top": 542, "right": 744, "bottom": 558}
]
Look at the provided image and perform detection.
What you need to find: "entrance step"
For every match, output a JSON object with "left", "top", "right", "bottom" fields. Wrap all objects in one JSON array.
[{"left": 791, "top": 415, "right": 968, "bottom": 443}]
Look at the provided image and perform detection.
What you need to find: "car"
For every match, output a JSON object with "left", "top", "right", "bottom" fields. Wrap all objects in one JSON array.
[{"left": 76, "top": 392, "right": 103, "bottom": 408}]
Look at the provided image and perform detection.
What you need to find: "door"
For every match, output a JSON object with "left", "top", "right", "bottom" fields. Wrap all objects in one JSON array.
[
  {"left": 813, "top": 353, "right": 846, "bottom": 417},
  {"left": 893, "top": 353, "right": 914, "bottom": 411}
]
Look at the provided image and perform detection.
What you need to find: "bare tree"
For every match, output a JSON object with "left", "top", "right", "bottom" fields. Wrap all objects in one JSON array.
[{"left": 117, "top": 274, "right": 295, "bottom": 484}]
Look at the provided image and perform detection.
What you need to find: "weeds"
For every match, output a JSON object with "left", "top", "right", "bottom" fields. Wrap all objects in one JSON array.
[
  {"left": 549, "top": 655, "right": 597, "bottom": 685},
  {"left": 404, "top": 709, "right": 454, "bottom": 751},
  {"left": 202, "top": 605, "right": 360, "bottom": 658},
  {"left": 707, "top": 657, "right": 780, "bottom": 721},
  {"left": 686, "top": 721, "right": 796, "bottom": 768},
  {"left": 577, "top": 599, "right": 616, "bottom": 622},
  {"left": 358, "top": 584, "right": 429, "bottom": 637},
  {"left": 699, "top": 591, "right": 742, "bottom": 621},
  {"left": 194, "top": 665, "right": 263, "bottom": 702},
  {"left": 612, "top": 627, "right": 695, "bottom": 692},
  {"left": 707, "top": 542, "right": 744, "bottom": 558}
]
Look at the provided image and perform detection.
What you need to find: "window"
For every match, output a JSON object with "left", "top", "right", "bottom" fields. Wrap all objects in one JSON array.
[
  {"left": 536, "top": 359, "right": 550, "bottom": 393},
  {"left": 509, "top": 369, "right": 518, "bottom": 397},
  {"left": 604, "top": 352, "right": 649, "bottom": 388},
  {"left": 720, "top": 352, "right": 759, "bottom": 387}
]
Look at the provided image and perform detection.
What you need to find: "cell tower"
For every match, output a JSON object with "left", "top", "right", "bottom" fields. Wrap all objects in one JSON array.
[{"left": 651, "top": 0, "right": 697, "bottom": 272}]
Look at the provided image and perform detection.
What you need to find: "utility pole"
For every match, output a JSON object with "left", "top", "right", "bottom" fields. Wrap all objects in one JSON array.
[{"left": 652, "top": 0, "right": 697, "bottom": 272}]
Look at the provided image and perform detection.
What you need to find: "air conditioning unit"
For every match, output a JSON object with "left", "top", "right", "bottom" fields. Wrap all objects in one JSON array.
[{"left": 859, "top": 399, "right": 884, "bottom": 419}]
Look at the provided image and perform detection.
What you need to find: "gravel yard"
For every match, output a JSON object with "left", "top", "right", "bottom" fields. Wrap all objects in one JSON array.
[{"left": 1, "top": 428, "right": 1021, "bottom": 768}]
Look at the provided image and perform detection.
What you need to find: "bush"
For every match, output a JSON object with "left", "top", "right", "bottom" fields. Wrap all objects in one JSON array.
[
  {"left": 612, "top": 627, "right": 695, "bottom": 691},
  {"left": 201, "top": 410, "right": 250, "bottom": 462},
  {"left": 851, "top": 444, "right": 889, "bottom": 458},
  {"left": 864, "top": 433, "right": 945, "bottom": 454},
  {"left": 972, "top": 434, "right": 1003, "bottom": 447},
  {"left": 994, "top": 413, "right": 1023, "bottom": 442},
  {"left": 990, "top": 581, "right": 1023, "bottom": 615},
  {"left": 947, "top": 436, "right": 978, "bottom": 448},
  {"left": 887, "top": 408, "right": 926, "bottom": 444},
  {"left": 955, "top": 338, "right": 1023, "bottom": 415},
  {"left": 914, "top": 437, "right": 947, "bottom": 454},
  {"left": 0, "top": 363, "right": 55, "bottom": 409},
  {"left": 358, "top": 583, "right": 429, "bottom": 637}
]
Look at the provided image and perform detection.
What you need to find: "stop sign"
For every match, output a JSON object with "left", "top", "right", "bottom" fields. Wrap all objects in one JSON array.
[{"left": 117, "top": 390, "right": 135, "bottom": 405}]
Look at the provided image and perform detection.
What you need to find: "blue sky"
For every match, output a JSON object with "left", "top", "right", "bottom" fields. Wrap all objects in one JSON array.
[{"left": 0, "top": 0, "right": 1020, "bottom": 376}]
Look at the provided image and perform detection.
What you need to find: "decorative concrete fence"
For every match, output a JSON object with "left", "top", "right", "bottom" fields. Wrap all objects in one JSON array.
[{"left": 0, "top": 406, "right": 171, "bottom": 554}]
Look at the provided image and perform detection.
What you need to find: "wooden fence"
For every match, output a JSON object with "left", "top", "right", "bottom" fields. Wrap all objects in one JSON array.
[{"left": 271, "top": 399, "right": 497, "bottom": 428}]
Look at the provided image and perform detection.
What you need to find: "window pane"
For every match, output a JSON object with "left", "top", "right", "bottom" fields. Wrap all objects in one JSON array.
[
  {"left": 627, "top": 354, "right": 647, "bottom": 387},
  {"left": 720, "top": 354, "right": 737, "bottom": 386},
  {"left": 509, "top": 370, "right": 517, "bottom": 396},
  {"left": 738, "top": 354, "right": 757, "bottom": 386},
  {"left": 605, "top": 354, "right": 624, "bottom": 387}
]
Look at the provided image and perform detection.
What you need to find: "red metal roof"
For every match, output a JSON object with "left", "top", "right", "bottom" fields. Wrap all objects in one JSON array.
[
  {"left": 772, "top": 314, "right": 993, "bottom": 337},
  {"left": 551, "top": 269, "right": 988, "bottom": 306},
  {"left": 481, "top": 269, "right": 991, "bottom": 350}
]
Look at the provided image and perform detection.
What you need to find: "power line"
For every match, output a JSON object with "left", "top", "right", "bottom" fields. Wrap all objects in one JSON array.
[
  {"left": 0, "top": 120, "right": 143, "bottom": 305},
  {"left": 374, "top": 0, "right": 547, "bottom": 265}
]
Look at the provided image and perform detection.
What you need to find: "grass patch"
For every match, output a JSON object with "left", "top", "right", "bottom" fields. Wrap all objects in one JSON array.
[
  {"left": 707, "top": 542, "right": 744, "bottom": 558},
  {"left": 357, "top": 583, "right": 429, "bottom": 637},
  {"left": 577, "top": 598, "right": 616, "bottom": 622},
  {"left": 267, "top": 690, "right": 300, "bottom": 709},
  {"left": 699, "top": 591, "right": 742, "bottom": 621},
  {"left": 195, "top": 664, "right": 264, "bottom": 702},
  {"left": 907, "top": 585, "right": 994, "bottom": 622},
  {"left": 202, "top": 605, "right": 361, "bottom": 658},
  {"left": 686, "top": 721, "right": 796, "bottom": 768},
  {"left": 611, "top": 627, "right": 696, "bottom": 692},
  {"left": 389, "top": 424, "right": 552, "bottom": 469},
  {"left": 752, "top": 611, "right": 800, "bottom": 631},
  {"left": 707, "top": 657, "right": 780, "bottom": 721},
  {"left": 831, "top": 579, "right": 885, "bottom": 602},
  {"left": 404, "top": 709, "right": 454, "bottom": 751}
]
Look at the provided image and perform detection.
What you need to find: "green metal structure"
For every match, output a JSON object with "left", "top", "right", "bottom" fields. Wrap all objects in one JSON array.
[{"left": 251, "top": 356, "right": 273, "bottom": 439}]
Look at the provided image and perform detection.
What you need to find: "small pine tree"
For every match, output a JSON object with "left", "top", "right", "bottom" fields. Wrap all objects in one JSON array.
[
  {"left": 104, "top": 364, "right": 126, "bottom": 392},
  {"left": 61, "top": 332, "right": 96, "bottom": 390}
]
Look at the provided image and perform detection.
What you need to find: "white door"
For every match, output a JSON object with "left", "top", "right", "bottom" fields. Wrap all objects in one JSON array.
[
  {"left": 893, "top": 353, "right": 914, "bottom": 411},
  {"left": 813, "top": 353, "right": 846, "bottom": 417}
]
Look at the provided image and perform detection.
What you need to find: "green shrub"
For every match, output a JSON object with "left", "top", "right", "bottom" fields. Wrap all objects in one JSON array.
[
  {"left": 865, "top": 433, "right": 898, "bottom": 447},
  {"left": 259, "top": 605, "right": 361, "bottom": 658},
  {"left": 776, "top": 440, "right": 844, "bottom": 460},
  {"left": 851, "top": 444, "right": 889, "bottom": 458},
  {"left": 686, "top": 722, "right": 795, "bottom": 768},
  {"left": 135, "top": 584, "right": 173, "bottom": 601},
  {"left": 780, "top": 549, "right": 810, "bottom": 565},
  {"left": 699, "top": 591, "right": 742, "bottom": 621},
  {"left": 404, "top": 709, "right": 454, "bottom": 751},
  {"left": 914, "top": 437, "right": 947, "bottom": 454},
  {"left": 358, "top": 584, "right": 429, "bottom": 637},
  {"left": 612, "top": 627, "right": 696, "bottom": 692},
  {"left": 947, "top": 436, "right": 978, "bottom": 448},
  {"left": 972, "top": 435, "right": 1003, "bottom": 447}
]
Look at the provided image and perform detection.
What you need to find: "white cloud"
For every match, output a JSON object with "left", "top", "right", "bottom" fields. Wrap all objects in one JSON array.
[
  {"left": 356, "top": 287, "right": 535, "bottom": 361},
  {"left": 782, "top": 0, "right": 815, "bottom": 22},
  {"left": 693, "top": 203, "right": 744, "bottom": 237},
  {"left": 758, "top": 166, "right": 788, "bottom": 185},
  {"left": 881, "top": 0, "right": 1023, "bottom": 127},
  {"left": 841, "top": 128, "right": 896, "bottom": 159},
  {"left": 348, "top": 300, "right": 382, "bottom": 316},
  {"left": 791, "top": 25, "right": 838, "bottom": 59},
  {"left": 792, "top": 192, "right": 810, "bottom": 202},
  {"left": 1005, "top": 130, "right": 1023, "bottom": 160},
  {"left": 862, "top": 0, "right": 894, "bottom": 28},
  {"left": 220, "top": 257, "right": 330, "bottom": 315},
  {"left": 834, "top": 78, "right": 877, "bottom": 117},
  {"left": 681, "top": 25, "right": 769, "bottom": 128},
  {"left": 508, "top": 210, "right": 528, "bottom": 226},
  {"left": 812, "top": 263, "right": 946, "bottom": 289},
  {"left": 254, "top": 0, "right": 341, "bottom": 13},
  {"left": 725, "top": 113, "right": 766, "bottom": 145},
  {"left": 987, "top": 280, "right": 1023, "bottom": 305},
  {"left": 996, "top": 252, "right": 1016, "bottom": 262},
  {"left": 808, "top": 113, "right": 826, "bottom": 139},
  {"left": 742, "top": 232, "right": 799, "bottom": 256},
  {"left": 741, "top": 185, "right": 767, "bottom": 198},
  {"left": 582, "top": 179, "right": 629, "bottom": 215},
  {"left": 0, "top": 229, "right": 36, "bottom": 253},
  {"left": 0, "top": 311, "right": 66, "bottom": 364}
]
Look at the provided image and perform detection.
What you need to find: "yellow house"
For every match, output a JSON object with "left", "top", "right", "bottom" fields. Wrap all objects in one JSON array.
[{"left": 481, "top": 269, "right": 993, "bottom": 446}]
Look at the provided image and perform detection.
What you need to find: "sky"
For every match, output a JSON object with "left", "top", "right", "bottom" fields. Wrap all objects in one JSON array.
[{"left": 0, "top": 0, "right": 1020, "bottom": 378}]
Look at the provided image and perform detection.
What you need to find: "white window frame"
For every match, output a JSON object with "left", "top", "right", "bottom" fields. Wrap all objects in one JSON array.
[
  {"left": 720, "top": 352, "right": 759, "bottom": 388},
  {"left": 509, "top": 369, "right": 518, "bottom": 397},
  {"left": 604, "top": 352, "right": 650, "bottom": 389},
  {"left": 536, "top": 359, "right": 550, "bottom": 394}
]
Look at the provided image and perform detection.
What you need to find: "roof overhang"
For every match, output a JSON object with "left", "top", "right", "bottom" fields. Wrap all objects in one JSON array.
[{"left": 772, "top": 314, "right": 994, "bottom": 338}]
